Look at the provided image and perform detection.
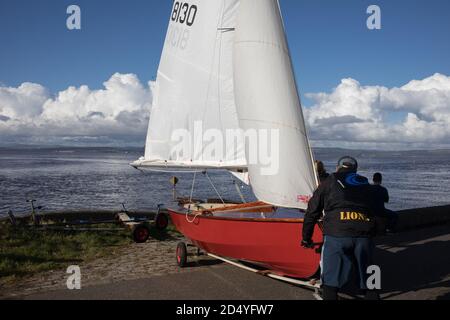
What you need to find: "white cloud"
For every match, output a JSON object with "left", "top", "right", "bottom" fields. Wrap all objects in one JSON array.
[
  {"left": 0, "top": 82, "right": 49, "bottom": 119},
  {"left": 0, "top": 73, "right": 153, "bottom": 145},
  {"left": 305, "top": 73, "right": 450, "bottom": 148},
  {"left": 1, "top": 73, "right": 449, "bottom": 149}
]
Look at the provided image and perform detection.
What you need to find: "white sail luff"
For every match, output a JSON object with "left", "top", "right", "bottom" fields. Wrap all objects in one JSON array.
[{"left": 233, "top": 0, "right": 316, "bottom": 209}]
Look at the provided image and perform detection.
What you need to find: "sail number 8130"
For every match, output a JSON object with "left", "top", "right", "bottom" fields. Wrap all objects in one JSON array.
[{"left": 171, "top": 2, "right": 198, "bottom": 27}]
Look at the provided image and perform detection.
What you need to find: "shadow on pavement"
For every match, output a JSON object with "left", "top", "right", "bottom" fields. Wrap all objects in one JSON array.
[
  {"left": 374, "top": 224, "right": 450, "bottom": 300},
  {"left": 185, "top": 258, "right": 224, "bottom": 268}
]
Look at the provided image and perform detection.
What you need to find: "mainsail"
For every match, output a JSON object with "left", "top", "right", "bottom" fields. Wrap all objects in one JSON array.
[
  {"left": 233, "top": 0, "right": 317, "bottom": 209},
  {"left": 135, "top": 0, "right": 317, "bottom": 209},
  {"left": 133, "top": 0, "right": 247, "bottom": 171}
]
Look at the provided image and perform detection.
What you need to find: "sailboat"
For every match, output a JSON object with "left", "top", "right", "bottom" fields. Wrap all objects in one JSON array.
[{"left": 132, "top": 0, "right": 323, "bottom": 280}]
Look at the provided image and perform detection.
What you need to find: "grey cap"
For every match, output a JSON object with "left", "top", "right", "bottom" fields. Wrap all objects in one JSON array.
[{"left": 338, "top": 156, "right": 358, "bottom": 171}]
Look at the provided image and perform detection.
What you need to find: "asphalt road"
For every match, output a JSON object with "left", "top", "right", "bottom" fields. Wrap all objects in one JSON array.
[
  {"left": 24, "top": 264, "right": 317, "bottom": 300},
  {"left": 22, "top": 223, "right": 450, "bottom": 300}
]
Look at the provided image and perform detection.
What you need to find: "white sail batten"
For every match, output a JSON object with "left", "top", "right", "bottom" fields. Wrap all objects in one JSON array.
[
  {"left": 134, "top": 0, "right": 247, "bottom": 171},
  {"left": 233, "top": 0, "right": 317, "bottom": 209}
]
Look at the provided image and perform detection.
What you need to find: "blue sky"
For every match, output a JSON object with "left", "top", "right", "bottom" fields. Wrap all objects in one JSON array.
[
  {"left": 0, "top": 0, "right": 172, "bottom": 92},
  {"left": 1, "top": 0, "right": 449, "bottom": 96},
  {"left": 1, "top": 0, "right": 450, "bottom": 148}
]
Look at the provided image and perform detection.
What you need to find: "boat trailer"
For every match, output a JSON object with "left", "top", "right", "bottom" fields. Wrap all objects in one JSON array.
[
  {"left": 5, "top": 202, "right": 170, "bottom": 244},
  {"left": 116, "top": 204, "right": 169, "bottom": 243},
  {"left": 175, "top": 241, "right": 323, "bottom": 300}
]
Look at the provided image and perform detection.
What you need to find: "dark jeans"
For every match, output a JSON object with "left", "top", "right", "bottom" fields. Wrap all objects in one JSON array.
[
  {"left": 385, "top": 209, "right": 398, "bottom": 231},
  {"left": 375, "top": 209, "right": 398, "bottom": 234},
  {"left": 321, "top": 236, "right": 374, "bottom": 290}
]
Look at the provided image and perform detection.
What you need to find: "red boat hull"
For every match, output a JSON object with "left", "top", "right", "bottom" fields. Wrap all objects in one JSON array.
[{"left": 169, "top": 205, "right": 323, "bottom": 279}]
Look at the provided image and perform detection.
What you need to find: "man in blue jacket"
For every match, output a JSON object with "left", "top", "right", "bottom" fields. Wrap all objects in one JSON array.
[{"left": 302, "top": 156, "right": 379, "bottom": 300}]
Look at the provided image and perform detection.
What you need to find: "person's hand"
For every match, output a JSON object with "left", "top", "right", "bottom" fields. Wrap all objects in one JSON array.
[{"left": 301, "top": 239, "right": 315, "bottom": 249}]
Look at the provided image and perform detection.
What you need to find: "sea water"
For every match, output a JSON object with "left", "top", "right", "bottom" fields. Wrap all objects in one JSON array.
[{"left": 0, "top": 147, "right": 449, "bottom": 218}]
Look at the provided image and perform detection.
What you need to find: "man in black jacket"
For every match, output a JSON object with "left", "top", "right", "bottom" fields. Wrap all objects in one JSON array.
[{"left": 302, "top": 156, "right": 379, "bottom": 300}]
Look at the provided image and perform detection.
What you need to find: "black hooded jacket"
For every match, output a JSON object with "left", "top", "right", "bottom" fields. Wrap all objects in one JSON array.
[{"left": 303, "top": 171, "right": 376, "bottom": 239}]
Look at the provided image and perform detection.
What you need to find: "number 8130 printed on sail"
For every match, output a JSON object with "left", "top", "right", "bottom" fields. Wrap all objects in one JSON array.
[{"left": 171, "top": 2, "right": 198, "bottom": 26}]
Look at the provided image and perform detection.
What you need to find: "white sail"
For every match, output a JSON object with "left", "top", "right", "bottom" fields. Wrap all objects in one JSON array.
[
  {"left": 233, "top": 0, "right": 317, "bottom": 209},
  {"left": 231, "top": 171, "right": 250, "bottom": 185},
  {"left": 134, "top": 0, "right": 247, "bottom": 171}
]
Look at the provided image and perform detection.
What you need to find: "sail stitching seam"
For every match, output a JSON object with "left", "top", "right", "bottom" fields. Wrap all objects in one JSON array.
[
  {"left": 239, "top": 118, "right": 308, "bottom": 138},
  {"left": 234, "top": 40, "right": 289, "bottom": 55}
]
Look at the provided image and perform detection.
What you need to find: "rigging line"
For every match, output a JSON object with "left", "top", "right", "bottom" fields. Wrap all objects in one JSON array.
[
  {"left": 136, "top": 168, "right": 152, "bottom": 176},
  {"left": 189, "top": 171, "right": 197, "bottom": 202},
  {"left": 205, "top": 171, "right": 225, "bottom": 205},
  {"left": 186, "top": 171, "right": 202, "bottom": 224},
  {"left": 233, "top": 180, "right": 247, "bottom": 204}
]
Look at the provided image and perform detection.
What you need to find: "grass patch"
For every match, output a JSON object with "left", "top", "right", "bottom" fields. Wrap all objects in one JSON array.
[
  {"left": 0, "top": 223, "right": 132, "bottom": 282},
  {"left": 149, "top": 224, "right": 181, "bottom": 241}
]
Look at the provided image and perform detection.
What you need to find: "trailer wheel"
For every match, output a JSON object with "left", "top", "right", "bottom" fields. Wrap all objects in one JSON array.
[
  {"left": 176, "top": 242, "right": 188, "bottom": 268},
  {"left": 155, "top": 212, "right": 169, "bottom": 231},
  {"left": 133, "top": 224, "right": 150, "bottom": 243}
]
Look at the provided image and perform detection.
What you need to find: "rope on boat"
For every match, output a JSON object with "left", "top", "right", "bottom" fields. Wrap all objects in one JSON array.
[{"left": 185, "top": 211, "right": 203, "bottom": 224}]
